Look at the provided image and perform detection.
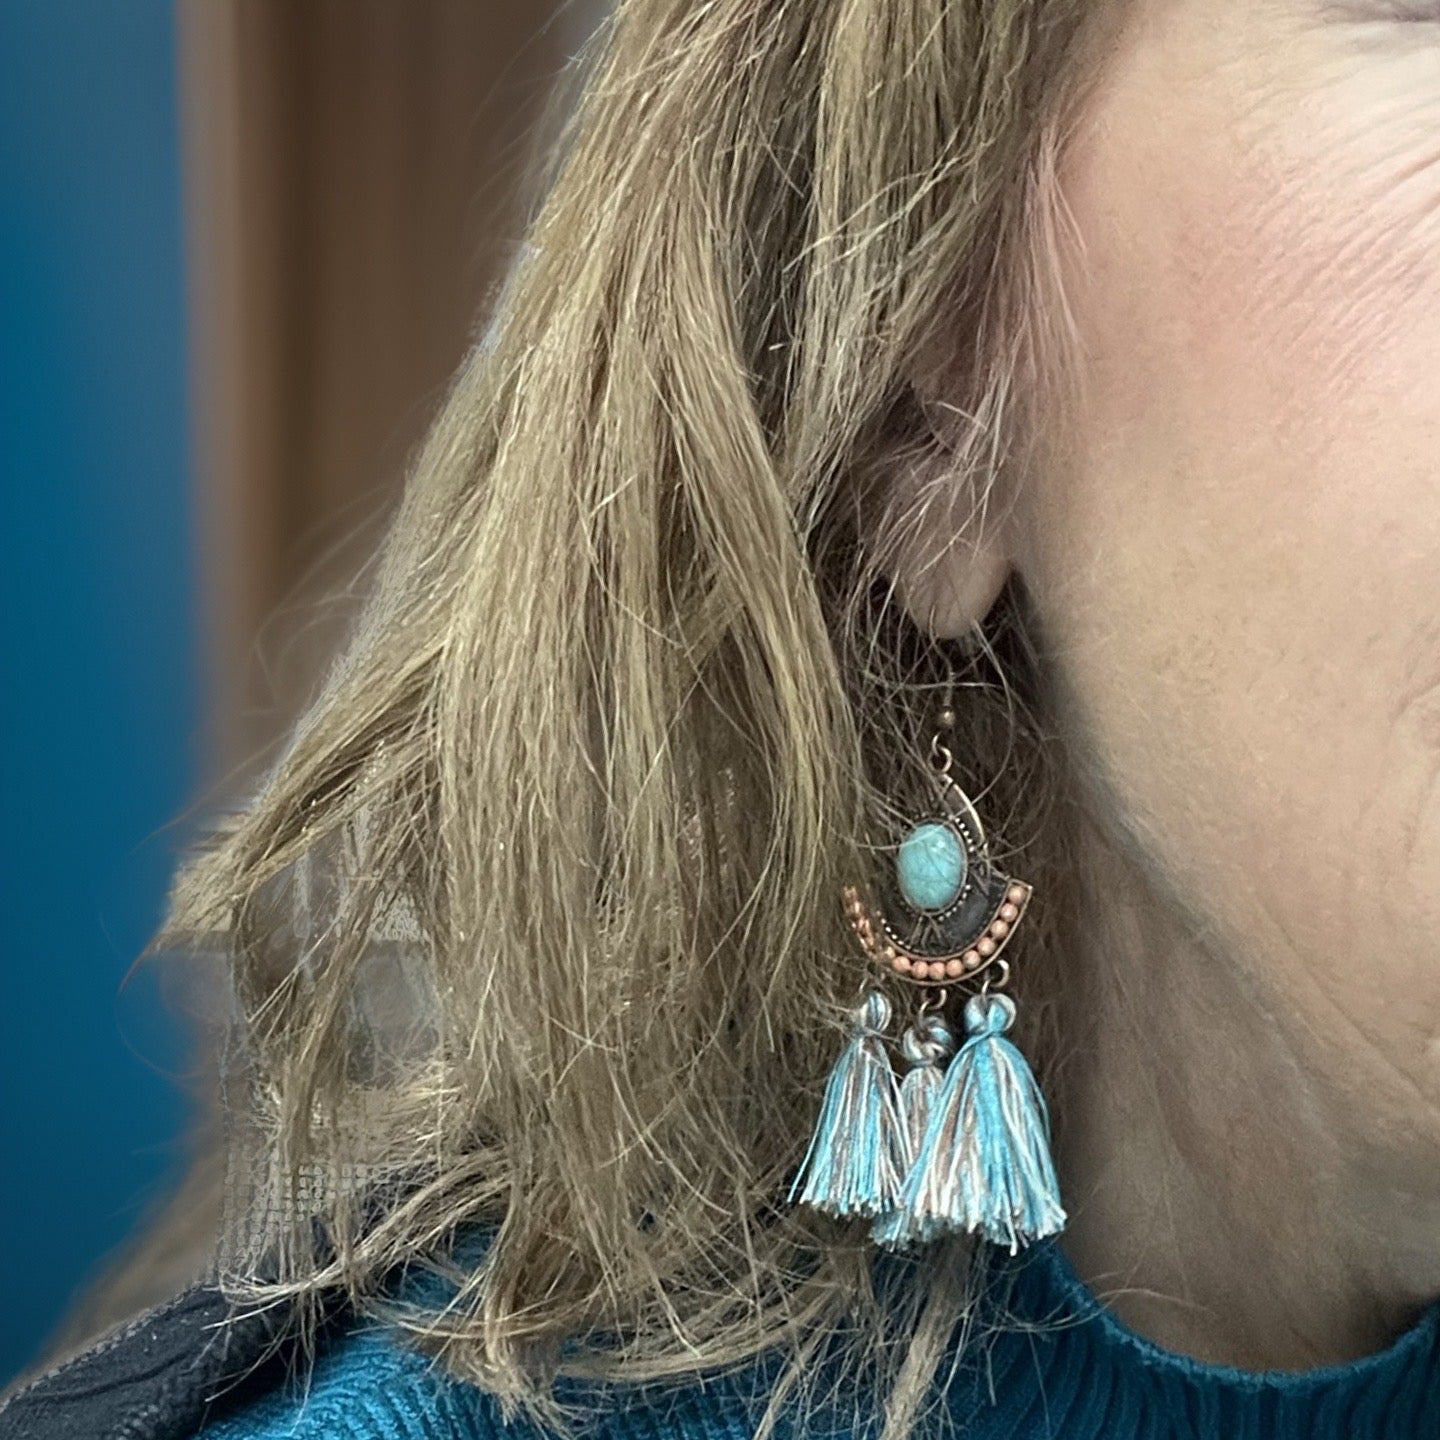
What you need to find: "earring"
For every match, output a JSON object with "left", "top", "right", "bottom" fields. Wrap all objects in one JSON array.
[{"left": 788, "top": 697, "right": 1066, "bottom": 1254}]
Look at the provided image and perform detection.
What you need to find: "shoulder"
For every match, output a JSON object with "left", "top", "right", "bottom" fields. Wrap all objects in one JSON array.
[
  {"left": 197, "top": 1321, "right": 506, "bottom": 1440},
  {"left": 0, "top": 1284, "right": 507, "bottom": 1440},
  {"left": 0, "top": 1283, "right": 767, "bottom": 1440}
]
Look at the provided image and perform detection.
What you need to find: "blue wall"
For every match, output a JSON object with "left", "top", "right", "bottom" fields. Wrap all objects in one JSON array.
[{"left": 0, "top": 1, "right": 196, "bottom": 1381}]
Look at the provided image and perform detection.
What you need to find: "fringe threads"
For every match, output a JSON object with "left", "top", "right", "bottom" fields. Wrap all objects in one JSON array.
[
  {"left": 787, "top": 992, "right": 903, "bottom": 1218},
  {"left": 870, "top": 1013, "right": 954, "bottom": 1248},
  {"left": 793, "top": 990, "right": 1065, "bottom": 1252}
]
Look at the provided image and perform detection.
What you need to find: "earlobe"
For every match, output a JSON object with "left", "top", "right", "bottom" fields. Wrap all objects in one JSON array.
[
  {"left": 890, "top": 530, "right": 1011, "bottom": 641},
  {"left": 878, "top": 444, "right": 1015, "bottom": 642}
]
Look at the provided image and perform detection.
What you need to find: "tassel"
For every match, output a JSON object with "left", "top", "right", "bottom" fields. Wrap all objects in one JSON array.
[
  {"left": 789, "top": 991, "right": 903, "bottom": 1219},
  {"left": 871, "top": 1013, "right": 954, "bottom": 1249},
  {"left": 893, "top": 991, "right": 1065, "bottom": 1253}
]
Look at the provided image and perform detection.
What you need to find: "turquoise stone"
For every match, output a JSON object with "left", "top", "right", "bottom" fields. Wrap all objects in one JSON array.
[{"left": 896, "top": 821, "right": 967, "bottom": 911}]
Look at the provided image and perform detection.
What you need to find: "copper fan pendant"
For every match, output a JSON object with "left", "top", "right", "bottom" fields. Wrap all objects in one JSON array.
[{"left": 843, "top": 773, "right": 1031, "bottom": 988}]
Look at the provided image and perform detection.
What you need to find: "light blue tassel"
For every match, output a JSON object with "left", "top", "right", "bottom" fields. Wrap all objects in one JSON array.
[
  {"left": 871, "top": 1013, "right": 954, "bottom": 1249},
  {"left": 789, "top": 992, "right": 902, "bottom": 1219},
  {"left": 893, "top": 991, "right": 1065, "bottom": 1253}
]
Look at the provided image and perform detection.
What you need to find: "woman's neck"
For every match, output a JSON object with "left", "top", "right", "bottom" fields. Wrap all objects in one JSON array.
[{"left": 1050, "top": 812, "right": 1440, "bottom": 1370}]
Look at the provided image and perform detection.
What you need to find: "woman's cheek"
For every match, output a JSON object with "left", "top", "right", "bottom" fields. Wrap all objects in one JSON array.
[
  {"left": 1035, "top": 8, "right": 1440, "bottom": 1013},
  {"left": 1217, "top": 43, "right": 1440, "bottom": 426}
]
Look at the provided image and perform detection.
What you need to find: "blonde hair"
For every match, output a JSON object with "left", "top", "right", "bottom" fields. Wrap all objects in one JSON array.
[{"left": 162, "top": 2, "right": 1114, "bottom": 1436}]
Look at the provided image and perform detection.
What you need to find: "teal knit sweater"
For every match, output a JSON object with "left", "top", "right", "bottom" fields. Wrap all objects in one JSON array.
[{"left": 199, "top": 1238, "right": 1440, "bottom": 1440}]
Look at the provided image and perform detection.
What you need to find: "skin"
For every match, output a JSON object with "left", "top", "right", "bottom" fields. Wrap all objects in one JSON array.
[{"left": 895, "top": 0, "right": 1440, "bottom": 1368}]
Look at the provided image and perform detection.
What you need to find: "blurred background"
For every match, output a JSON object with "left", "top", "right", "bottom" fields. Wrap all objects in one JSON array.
[{"left": 1, "top": 0, "right": 598, "bottom": 1384}]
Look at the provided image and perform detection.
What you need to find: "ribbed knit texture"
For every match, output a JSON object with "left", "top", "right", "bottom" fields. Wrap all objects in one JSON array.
[{"left": 199, "top": 1239, "right": 1440, "bottom": 1439}]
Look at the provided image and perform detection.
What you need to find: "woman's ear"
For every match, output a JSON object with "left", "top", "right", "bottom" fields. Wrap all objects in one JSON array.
[{"left": 876, "top": 391, "right": 1017, "bottom": 642}]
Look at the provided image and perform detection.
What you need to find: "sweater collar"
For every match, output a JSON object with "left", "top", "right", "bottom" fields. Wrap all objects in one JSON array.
[{"left": 957, "top": 1237, "right": 1440, "bottom": 1438}]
